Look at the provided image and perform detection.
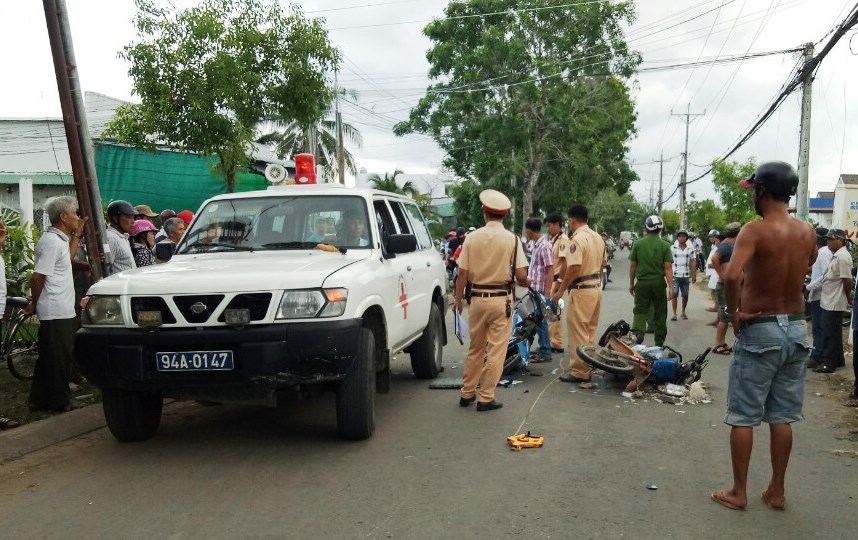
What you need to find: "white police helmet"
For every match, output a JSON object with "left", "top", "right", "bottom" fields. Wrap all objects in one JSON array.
[{"left": 644, "top": 215, "right": 663, "bottom": 231}]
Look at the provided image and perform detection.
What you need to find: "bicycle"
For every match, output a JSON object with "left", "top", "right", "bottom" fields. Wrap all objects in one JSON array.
[{"left": 3, "top": 296, "right": 39, "bottom": 380}]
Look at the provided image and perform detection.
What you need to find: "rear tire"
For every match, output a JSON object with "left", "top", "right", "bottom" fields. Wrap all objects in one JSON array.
[
  {"left": 502, "top": 351, "right": 522, "bottom": 376},
  {"left": 336, "top": 327, "right": 376, "bottom": 440},
  {"left": 410, "top": 302, "right": 443, "bottom": 379},
  {"left": 5, "top": 313, "right": 38, "bottom": 381},
  {"left": 102, "top": 388, "right": 163, "bottom": 442},
  {"left": 576, "top": 345, "right": 636, "bottom": 375}
]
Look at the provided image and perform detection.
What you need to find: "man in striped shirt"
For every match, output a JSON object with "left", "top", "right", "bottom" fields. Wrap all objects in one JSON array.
[
  {"left": 525, "top": 218, "right": 555, "bottom": 363},
  {"left": 670, "top": 229, "right": 697, "bottom": 321}
]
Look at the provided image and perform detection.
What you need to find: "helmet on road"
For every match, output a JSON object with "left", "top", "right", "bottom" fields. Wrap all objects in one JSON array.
[
  {"left": 107, "top": 200, "right": 136, "bottom": 218},
  {"left": 644, "top": 215, "right": 663, "bottom": 231},
  {"left": 131, "top": 219, "right": 158, "bottom": 238}
]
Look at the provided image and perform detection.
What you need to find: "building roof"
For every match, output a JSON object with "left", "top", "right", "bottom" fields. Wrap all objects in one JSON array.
[
  {"left": 0, "top": 173, "right": 73, "bottom": 185},
  {"left": 817, "top": 191, "right": 834, "bottom": 198},
  {"left": 839, "top": 174, "right": 858, "bottom": 185}
]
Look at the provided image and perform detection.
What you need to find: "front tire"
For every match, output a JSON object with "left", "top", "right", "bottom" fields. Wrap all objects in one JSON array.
[
  {"left": 5, "top": 313, "right": 38, "bottom": 381},
  {"left": 410, "top": 302, "right": 443, "bottom": 379},
  {"left": 576, "top": 345, "right": 636, "bottom": 375},
  {"left": 102, "top": 388, "right": 163, "bottom": 442},
  {"left": 336, "top": 327, "right": 376, "bottom": 440}
]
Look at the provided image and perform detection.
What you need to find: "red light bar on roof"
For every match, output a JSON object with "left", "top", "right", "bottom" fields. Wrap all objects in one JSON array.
[{"left": 294, "top": 153, "right": 317, "bottom": 184}]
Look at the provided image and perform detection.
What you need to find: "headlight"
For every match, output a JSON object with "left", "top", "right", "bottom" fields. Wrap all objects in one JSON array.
[
  {"left": 82, "top": 295, "right": 123, "bottom": 325},
  {"left": 276, "top": 288, "right": 348, "bottom": 319}
]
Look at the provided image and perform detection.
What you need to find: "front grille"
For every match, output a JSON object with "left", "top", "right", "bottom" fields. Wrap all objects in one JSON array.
[
  {"left": 131, "top": 297, "right": 176, "bottom": 324},
  {"left": 173, "top": 295, "right": 225, "bottom": 324},
  {"left": 217, "top": 293, "right": 272, "bottom": 322}
]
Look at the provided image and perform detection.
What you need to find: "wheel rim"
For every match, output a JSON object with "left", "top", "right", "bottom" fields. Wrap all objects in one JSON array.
[{"left": 583, "top": 346, "right": 633, "bottom": 370}]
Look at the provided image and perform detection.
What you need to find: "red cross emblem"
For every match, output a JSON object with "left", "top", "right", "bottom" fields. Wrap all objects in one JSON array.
[{"left": 399, "top": 280, "right": 409, "bottom": 319}]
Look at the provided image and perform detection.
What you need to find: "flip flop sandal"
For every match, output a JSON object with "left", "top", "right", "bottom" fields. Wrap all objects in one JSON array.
[
  {"left": 0, "top": 416, "right": 20, "bottom": 430},
  {"left": 712, "top": 344, "right": 732, "bottom": 355},
  {"left": 681, "top": 314, "right": 688, "bottom": 320},
  {"left": 711, "top": 491, "right": 745, "bottom": 511},
  {"left": 671, "top": 316, "right": 678, "bottom": 321}
]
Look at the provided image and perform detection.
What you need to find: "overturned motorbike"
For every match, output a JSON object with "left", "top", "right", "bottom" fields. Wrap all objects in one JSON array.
[
  {"left": 502, "top": 288, "right": 563, "bottom": 375},
  {"left": 576, "top": 320, "right": 710, "bottom": 392}
]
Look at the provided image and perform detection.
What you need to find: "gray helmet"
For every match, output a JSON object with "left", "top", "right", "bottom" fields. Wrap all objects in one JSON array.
[{"left": 107, "top": 200, "right": 136, "bottom": 218}]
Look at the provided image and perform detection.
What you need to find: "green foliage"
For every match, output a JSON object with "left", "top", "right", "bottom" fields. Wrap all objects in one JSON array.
[
  {"left": 712, "top": 158, "right": 758, "bottom": 225},
  {"left": 369, "top": 170, "right": 417, "bottom": 197},
  {"left": 449, "top": 179, "right": 489, "bottom": 228},
  {"left": 661, "top": 210, "right": 680, "bottom": 235},
  {"left": 685, "top": 196, "right": 726, "bottom": 238},
  {"left": 395, "top": 0, "right": 640, "bottom": 219},
  {"left": 586, "top": 189, "right": 647, "bottom": 236},
  {"left": 105, "top": 0, "right": 340, "bottom": 191},
  {"left": 1, "top": 209, "right": 38, "bottom": 296},
  {"left": 257, "top": 88, "right": 363, "bottom": 181}
]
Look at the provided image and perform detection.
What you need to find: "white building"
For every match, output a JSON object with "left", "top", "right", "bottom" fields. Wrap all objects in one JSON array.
[{"left": 831, "top": 174, "right": 858, "bottom": 235}]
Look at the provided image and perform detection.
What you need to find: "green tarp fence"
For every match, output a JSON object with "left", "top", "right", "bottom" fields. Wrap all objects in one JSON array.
[{"left": 94, "top": 142, "right": 268, "bottom": 213}]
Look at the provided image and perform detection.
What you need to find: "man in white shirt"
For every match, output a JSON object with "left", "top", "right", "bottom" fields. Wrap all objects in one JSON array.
[
  {"left": 805, "top": 228, "right": 833, "bottom": 369},
  {"left": 105, "top": 200, "right": 137, "bottom": 275},
  {"left": 25, "top": 196, "right": 87, "bottom": 412},
  {"left": 670, "top": 230, "right": 697, "bottom": 321},
  {"left": 815, "top": 229, "right": 854, "bottom": 373}
]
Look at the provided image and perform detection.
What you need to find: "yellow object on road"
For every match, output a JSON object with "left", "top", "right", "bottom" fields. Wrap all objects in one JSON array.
[{"left": 507, "top": 431, "right": 545, "bottom": 451}]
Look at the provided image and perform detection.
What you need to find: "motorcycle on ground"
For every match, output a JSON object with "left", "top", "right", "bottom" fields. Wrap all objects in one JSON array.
[{"left": 575, "top": 320, "right": 711, "bottom": 392}]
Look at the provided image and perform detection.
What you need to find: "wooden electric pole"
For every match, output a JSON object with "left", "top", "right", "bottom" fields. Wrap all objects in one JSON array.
[{"left": 43, "top": 0, "right": 106, "bottom": 280}]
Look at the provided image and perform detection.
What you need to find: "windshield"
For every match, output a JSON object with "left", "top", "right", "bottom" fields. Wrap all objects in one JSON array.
[{"left": 176, "top": 195, "right": 372, "bottom": 254}]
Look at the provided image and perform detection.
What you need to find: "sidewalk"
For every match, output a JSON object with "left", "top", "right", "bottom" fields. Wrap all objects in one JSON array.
[{"left": 0, "top": 402, "right": 106, "bottom": 463}]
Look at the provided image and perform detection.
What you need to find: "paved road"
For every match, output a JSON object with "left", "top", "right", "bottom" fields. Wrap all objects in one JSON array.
[{"left": 1, "top": 252, "right": 856, "bottom": 539}]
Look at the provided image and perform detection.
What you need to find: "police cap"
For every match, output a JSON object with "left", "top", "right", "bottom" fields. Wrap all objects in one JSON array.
[{"left": 479, "top": 189, "right": 512, "bottom": 216}]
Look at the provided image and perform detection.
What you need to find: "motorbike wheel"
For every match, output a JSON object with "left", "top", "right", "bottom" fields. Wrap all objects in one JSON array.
[
  {"left": 576, "top": 345, "right": 636, "bottom": 375},
  {"left": 503, "top": 351, "right": 522, "bottom": 376}
]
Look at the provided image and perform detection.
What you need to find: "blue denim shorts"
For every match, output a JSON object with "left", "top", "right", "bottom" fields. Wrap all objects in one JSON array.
[
  {"left": 673, "top": 277, "right": 690, "bottom": 298},
  {"left": 725, "top": 316, "right": 811, "bottom": 427}
]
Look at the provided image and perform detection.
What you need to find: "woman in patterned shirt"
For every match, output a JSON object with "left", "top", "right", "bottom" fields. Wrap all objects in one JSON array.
[{"left": 130, "top": 219, "right": 158, "bottom": 267}]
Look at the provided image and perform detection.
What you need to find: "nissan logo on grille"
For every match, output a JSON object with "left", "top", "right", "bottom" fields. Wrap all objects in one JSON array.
[{"left": 190, "top": 302, "right": 207, "bottom": 315}]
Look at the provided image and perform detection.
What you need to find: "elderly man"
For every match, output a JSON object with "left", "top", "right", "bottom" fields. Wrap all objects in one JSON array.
[
  {"left": 712, "top": 161, "right": 816, "bottom": 512},
  {"left": 156, "top": 217, "right": 187, "bottom": 262},
  {"left": 814, "top": 229, "right": 854, "bottom": 373},
  {"left": 25, "top": 196, "right": 88, "bottom": 412}
]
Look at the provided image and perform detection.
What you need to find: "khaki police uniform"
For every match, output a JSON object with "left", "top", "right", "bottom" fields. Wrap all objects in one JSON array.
[
  {"left": 549, "top": 231, "right": 570, "bottom": 349},
  {"left": 566, "top": 224, "right": 606, "bottom": 379},
  {"left": 458, "top": 222, "right": 528, "bottom": 404}
]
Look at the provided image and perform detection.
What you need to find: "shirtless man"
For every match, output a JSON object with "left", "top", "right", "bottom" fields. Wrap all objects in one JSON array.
[{"left": 711, "top": 161, "right": 817, "bottom": 512}]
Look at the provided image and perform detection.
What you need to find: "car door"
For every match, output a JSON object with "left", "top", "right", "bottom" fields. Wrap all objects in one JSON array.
[
  {"left": 372, "top": 199, "right": 416, "bottom": 347},
  {"left": 387, "top": 198, "right": 432, "bottom": 340}
]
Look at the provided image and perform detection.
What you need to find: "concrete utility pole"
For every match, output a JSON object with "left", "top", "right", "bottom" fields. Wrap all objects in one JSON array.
[
  {"left": 654, "top": 152, "right": 672, "bottom": 214},
  {"left": 335, "top": 69, "right": 345, "bottom": 185},
  {"left": 43, "top": 0, "right": 106, "bottom": 280},
  {"left": 796, "top": 42, "right": 815, "bottom": 221},
  {"left": 671, "top": 104, "right": 705, "bottom": 229}
]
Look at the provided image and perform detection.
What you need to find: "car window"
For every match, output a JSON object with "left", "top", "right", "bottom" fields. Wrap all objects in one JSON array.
[
  {"left": 389, "top": 201, "right": 412, "bottom": 235},
  {"left": 402, "top": 203, "right": 432, "bottom": 250},
  {"left": 373, "top": 199, "right": 397, "bottom": 252}
]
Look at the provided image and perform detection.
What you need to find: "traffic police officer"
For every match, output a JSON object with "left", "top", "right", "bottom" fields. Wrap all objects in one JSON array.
[
  {"left": 546, "top": 214, "right": 569, "bottom": 352},
  {"left": 551, "top": 204, "right": 606, "bottom": 383},
  {"left": 455, "top": 189, "right": 529, "bottom": 411}
]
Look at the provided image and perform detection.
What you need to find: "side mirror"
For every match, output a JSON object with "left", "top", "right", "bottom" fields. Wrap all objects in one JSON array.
[
  {"left": 387, "top": 234, "right": 418, "bottom": 255},
  {"left": 155, "top": 242, "right": 177, "bottom": 262}
]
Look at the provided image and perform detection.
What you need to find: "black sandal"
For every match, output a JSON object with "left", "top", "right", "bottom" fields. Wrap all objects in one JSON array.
[{"left": 0, "top": 416, "right": 20, "bottom": 430}]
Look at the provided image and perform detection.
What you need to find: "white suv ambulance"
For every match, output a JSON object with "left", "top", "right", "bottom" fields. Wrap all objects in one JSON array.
[{"left": 76, "top": 184, "right": 448, "bottom": 441}]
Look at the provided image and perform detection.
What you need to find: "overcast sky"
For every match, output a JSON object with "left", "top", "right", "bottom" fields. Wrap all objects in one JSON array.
[{"left": 2, "top": 0, "right": 856, "bottom": 207}]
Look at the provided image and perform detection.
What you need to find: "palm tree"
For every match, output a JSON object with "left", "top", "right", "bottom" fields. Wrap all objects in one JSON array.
[
  {"left": 257, "top": 88, "right": 363, "bottom": 181},
  {"left": 369, "top": 170, "right": 419, "bottom": 197}
]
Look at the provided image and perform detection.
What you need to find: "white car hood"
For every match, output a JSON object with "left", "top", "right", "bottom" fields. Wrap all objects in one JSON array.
[{"left": 88, "top": 251, "right": 367, "bottom": 295}]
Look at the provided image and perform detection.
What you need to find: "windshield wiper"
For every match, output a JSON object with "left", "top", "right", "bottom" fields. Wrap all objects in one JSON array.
[
  {"left": 184, "top": 241, "right": 255, "bottom": 252},
  {"left": 262, "top": 241, "right": 347, "bottom": 254},
  {"left": 261, "top": 241, "right": 321, "bottom": 250}
]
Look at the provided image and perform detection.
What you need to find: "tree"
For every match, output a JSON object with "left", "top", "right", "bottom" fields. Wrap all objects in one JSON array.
[
  {"left": 369, "top": 170, "right": 419, "bottom": 197},
  {"left": 586, "top": 189, "right": 647, "bottom": 236},
  {"left": 661, "top": 210, "right": 680, "bottom": 236},
  {"left": 104, "top": 0, "right": 340, "bottom": 192},
  {"left": 685, "top": 196, "right": 726, "bottom": 238},
  {"left": 712, "top": 158, "right": 758, "bottom": 225},
  {"left": 394, "top": 0, "right": 640, "bottom": 222},
  {"left": 257, "top": 88, "right": 363, "bottom": 181}
]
